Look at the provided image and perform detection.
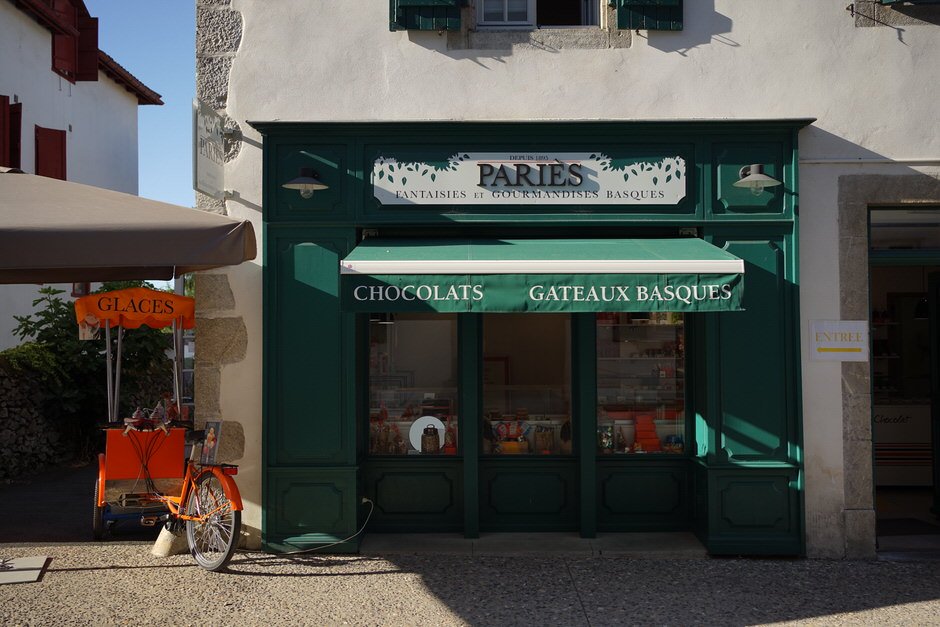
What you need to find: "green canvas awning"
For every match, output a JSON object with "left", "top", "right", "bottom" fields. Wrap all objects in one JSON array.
[{"left": 340, "top": 238, "right": 744, "bottom": 313}]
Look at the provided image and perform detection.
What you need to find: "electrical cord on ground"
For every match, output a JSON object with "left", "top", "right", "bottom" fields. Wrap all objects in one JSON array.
[{"left": 235, "top": 498, "right": 375, "bottom": 556}]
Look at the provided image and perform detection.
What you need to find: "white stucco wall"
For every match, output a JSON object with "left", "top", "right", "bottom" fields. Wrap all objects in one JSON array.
[
  {"left": 0, "top": 3, "right": 141, "bottom": 349},
  {"left": 216, "top": 0, "right": 940, "bottom": 555}
]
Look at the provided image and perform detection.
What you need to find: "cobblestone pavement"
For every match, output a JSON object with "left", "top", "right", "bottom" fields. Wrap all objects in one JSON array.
[
  {"left": 4, "top": 464, "right": 940, "bottom": 625},
  {"left": 2, "top": 542, "right": 940, "bottom": 626}
]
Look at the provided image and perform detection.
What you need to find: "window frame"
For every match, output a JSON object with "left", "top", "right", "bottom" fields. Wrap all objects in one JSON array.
[
  {"left": 477, "top": 0, "right": 601, "bottom": 28},
  {"left": 478, "top": 0, "right": 537, "bottom": 27}
]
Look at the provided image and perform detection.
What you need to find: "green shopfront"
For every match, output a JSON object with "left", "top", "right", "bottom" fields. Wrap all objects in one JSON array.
[{"left": 253, "top": 120, "right": 809, "bottom": 555}]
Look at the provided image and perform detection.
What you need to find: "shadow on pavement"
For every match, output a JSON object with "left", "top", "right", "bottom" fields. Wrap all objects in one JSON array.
[{"left": 0, "top": 462, "right": 159, "bottom": 543}]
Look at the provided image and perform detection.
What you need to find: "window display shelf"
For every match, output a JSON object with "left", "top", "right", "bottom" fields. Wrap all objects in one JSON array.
[{"left": 596, "top": 313, "right": 686, "bottom": 455}]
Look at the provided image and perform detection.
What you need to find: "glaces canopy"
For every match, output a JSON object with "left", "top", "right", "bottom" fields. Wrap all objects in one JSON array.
[{"left": 74, "top": 287, "right": 195, "bottom": 330}]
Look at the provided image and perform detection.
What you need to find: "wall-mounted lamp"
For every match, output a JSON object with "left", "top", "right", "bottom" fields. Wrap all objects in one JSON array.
[
  {"left": 733, "top": 164, "right": 782, "bottom": 196},
  {"left": 282, "top": 167, "right": 328, "bottom": 199}
]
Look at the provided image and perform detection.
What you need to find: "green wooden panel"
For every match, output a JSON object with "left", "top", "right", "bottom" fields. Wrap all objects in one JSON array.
[
  {"left": 268, "top": 232, "right": 356, "bottom": 465},
  {"left": 273, "top": 144, "right": 349, "bottom": 219},
  {"left": 714, "top": 235, "right": 793, "bottom": 463},
  {"left": 263, "top": 468, "right": 359, "bottom": 552},
  {"left": 254, "top": 120, "right": 810, "bottom": 226},
  {"left": 703, "top": 467, "right": 802, "bottom": 555},
  {"left": 362, "top": 461, "right": 463, "bottom": 531},
  {"left": 618, "top": 0, "right": 683, "bottom": 30},
  {"left": 479, "top": 461, "right": 579, "bottom": 530},
  {"left": 711, "top": 142, "right": 786, "bottom": 217},
  {"left": 596, "top": 461, "right": 691, "bottom": 530}
]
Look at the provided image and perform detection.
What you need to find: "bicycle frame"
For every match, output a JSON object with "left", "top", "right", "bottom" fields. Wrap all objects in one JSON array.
[{"left": 164, "top": 462, "right": 244, "bottom": 522}]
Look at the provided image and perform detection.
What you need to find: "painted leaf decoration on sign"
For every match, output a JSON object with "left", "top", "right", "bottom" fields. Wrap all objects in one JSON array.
[
  {"left": 402, "top": 177, "right": 407, "bottom": 185},
  {"left": 378, "top": 170, "right": 385, "bottom": 179},
  {"left": 388, "top": 175, "right": 394, "bottom": 183}
]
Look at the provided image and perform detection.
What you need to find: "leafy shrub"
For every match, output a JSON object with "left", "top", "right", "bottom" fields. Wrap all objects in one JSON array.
[{"left": 3, "top": 282, "right": 174, "bottom": 461}]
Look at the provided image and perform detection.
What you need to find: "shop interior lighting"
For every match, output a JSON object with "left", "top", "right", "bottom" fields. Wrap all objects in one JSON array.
[
  {"left": 733, "top": 164, "right": 782, "bottom": 196},
  {"left": 370, "top": 312, "right": 395, "bottom": 325},
  {"left": 282, "top": 167, "right": 328, "bottom": 199}
]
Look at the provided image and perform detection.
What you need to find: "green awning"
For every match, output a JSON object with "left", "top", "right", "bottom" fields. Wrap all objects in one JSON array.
[{"left": 340, "top": 238, "right": 744, "bottom": 313}]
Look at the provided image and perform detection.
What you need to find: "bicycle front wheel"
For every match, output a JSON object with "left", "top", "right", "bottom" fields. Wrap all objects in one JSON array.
[{"left": 184, "top": 470, "right": 241, "bottom": 571}]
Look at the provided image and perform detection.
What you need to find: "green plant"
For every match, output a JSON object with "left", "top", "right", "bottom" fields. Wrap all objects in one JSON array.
[{"left": 6, "top": 282, "right": 174, "bottom": 460}]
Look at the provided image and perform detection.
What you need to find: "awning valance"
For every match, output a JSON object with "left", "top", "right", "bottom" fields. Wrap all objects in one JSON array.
[{"left": 340, "top": 238, "right": 744, "bottom": 313}]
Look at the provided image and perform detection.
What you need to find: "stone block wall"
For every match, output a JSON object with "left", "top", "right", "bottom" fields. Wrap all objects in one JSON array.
[{"left": 0, "top": 365, "right": 63, "bottom": 479}]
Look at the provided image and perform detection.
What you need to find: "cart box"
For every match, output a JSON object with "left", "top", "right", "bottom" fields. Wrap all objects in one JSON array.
[{"left": 104, "top": 428, "right": 185, "bottom": 480}]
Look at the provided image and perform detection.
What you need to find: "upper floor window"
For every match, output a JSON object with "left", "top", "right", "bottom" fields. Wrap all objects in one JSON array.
[{"left": 479, "top": 0, "right": 599, "bottom": 27}]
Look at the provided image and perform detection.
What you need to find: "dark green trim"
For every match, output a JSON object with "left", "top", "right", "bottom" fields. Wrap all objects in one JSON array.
[
  {"left": 573, "top": 313, "right": 597, "bottom": 537},
  {"left": 459, "top": 314, "right": 481, "bottom": 537}
]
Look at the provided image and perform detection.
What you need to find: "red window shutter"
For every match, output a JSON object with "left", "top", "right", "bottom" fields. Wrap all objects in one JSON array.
[
  {"left": 35, "top": 126, "right": 67, "bottom": 180},
  {"left": 9, "top": 103, "right": 22, "bottom": 169},
  {"left": 0, "top": 95, "right": 9, "bottom": 168},
  {"left": 52, "top": 0, "right": 77, "bottom": 81},
  {"left": 76, "top": 15, "right": 98, "bottom": 81}
]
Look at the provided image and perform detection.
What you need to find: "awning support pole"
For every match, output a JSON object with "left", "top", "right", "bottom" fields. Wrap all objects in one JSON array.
[
  {"left": 172, "top": 319, "right": 182, "bottom": 417},
  {"left": 105, "top": 320, "right": 114, "bottom": 423},
  {"left": 113, "top": 326, "right": 123, "bottom": 422}
]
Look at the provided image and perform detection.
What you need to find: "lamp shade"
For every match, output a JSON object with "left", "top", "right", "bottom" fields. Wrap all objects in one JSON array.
[
  {"left": 733, "top": 164, "right": 782, "bottom": 191},
  {"left": 282, "top": 167, "right": 328, "bottom": 197}
]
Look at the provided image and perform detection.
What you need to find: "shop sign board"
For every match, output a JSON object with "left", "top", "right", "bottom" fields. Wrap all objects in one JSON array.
[
  {"left": 809, "top": 320, "right": 869, "bottom": 361},
  {"left": 343, "top": 273, "right": 742, "bottom": 313},
  {"left": 193, "top": 98, "right": 225, "bottom": 199},
  {"left": 373, "top": 152, "right": 687, "bottom": 205}
]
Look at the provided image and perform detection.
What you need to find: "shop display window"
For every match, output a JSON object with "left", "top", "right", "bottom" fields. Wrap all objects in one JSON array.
[
  {"left": 368, "top": 313, "right": 458, "bottom": 456},
  {"left": 482, "top": 314, "right": 572, "bottom": 455},
  {"left": 596, "top": 312, "right": 685, "bottom": 454}
]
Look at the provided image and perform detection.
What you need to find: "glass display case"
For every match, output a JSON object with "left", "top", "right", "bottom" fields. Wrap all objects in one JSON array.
[
  {"left": 368, "top": 314, "right": 459, "bottom": 455},
  {"left": 596, "top": 312, "right": 685, "bottom": 454}
]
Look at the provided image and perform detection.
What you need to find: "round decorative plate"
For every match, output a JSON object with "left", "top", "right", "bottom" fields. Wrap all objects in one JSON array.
[{"left": 409, "top": 415, "right": 446, "bottom": 451}]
